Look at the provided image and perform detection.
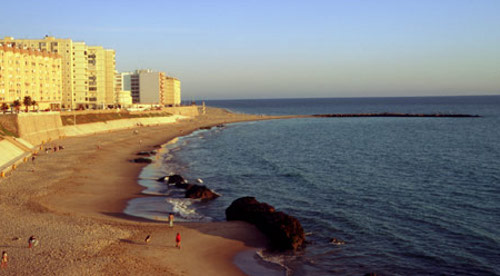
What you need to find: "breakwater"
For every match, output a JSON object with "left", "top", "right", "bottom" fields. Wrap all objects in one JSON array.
[{"left": 312, "top": 112, "right": 480, "bottom": 118}]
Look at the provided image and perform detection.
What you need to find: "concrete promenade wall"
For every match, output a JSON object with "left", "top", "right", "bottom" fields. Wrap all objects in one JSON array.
[
  {"left": 16, "top": 112, "right": 65, "bottom": 145},
  {"left": 63, "top": 115, "right": 185, "bottom": 137},
  {"left": 0, "top": 139, "right": 32, "bottom": 176},
  {"left": 0, "top": 114, "right": 19, "bottom": 135},
  {"left": 0, "top": 139, "right": 26, "bottom": 167}
]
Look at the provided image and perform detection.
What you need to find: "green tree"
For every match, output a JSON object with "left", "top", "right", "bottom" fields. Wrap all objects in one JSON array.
[
  {"left": 23, "top": 96, "right": 32, "bottom": 112},
  {"left": 13, "top": 100, "right": 21, "bottom": 113},
  {"left": 1, "top": 102, "right": 9, "bottom": 114}
]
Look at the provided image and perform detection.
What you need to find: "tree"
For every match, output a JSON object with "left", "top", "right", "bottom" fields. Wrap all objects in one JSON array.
[
  {"left": 31, "top": 100, "right": 38, "bottom": 111},
  {"left": 1, "top": 102, "right": 9, "bottom": 114},
  {"left": 13, "top": 100, "right": 21, "bottom": 113},
  {"left": 23, "top": 96, "right": 32, "bottom": 112}
]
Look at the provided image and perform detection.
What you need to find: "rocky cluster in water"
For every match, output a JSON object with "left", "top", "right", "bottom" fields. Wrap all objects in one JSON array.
[
  {"left": 158, "top": 174, "right": 220, "bottom": 200},
  {"left": 226, "top": 196, "right": 305, "bottom": 251}
]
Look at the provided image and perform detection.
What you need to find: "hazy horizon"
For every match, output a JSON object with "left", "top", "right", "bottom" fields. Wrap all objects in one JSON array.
[{"left": 1, "top": 0, "right": 499, "bottom": 100}]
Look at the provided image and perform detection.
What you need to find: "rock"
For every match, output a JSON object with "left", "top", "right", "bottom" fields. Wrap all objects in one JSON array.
[
  {"left": 226, "top": 197, "right": 305, "bottom": 251},
  {"left": 185, "top": 185, "right": 219, "bottom": 200},
  {"left": 330, "top": 238, "right": 345, "bottom": 245},
  {"left": 137, "top": 150, "right": 156, "bottom": 156},
  {"left": 157, "top": 176, "right": 169, "bottom": 182},
  {"left": 131, "top": 157, "right": 152, "bottom": 163},
  {"left": 199, "top": 126, "right": 212, "bottom": 130},
  {"left": 175, "top": 182, "right": 194, "bottom": 190},
  {"left": 167, "top": 174, "right": 186, "bottom": 184},
  {"left": 226, "top": 197, "right": 275, "bottom": 224}
]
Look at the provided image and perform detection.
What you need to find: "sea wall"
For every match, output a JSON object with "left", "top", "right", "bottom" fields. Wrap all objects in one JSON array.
[
  {"left": 16, "top": 112, "right": 65, "bottom": 145},
  {"left": 63, "top": 115, "right": 185, "bottom": 137},
  {"left": 0, "top": 114, "right": 19, "bottom": 136},
  {"left": 0, "top": 138, "right": 32, "bottom": 176}
]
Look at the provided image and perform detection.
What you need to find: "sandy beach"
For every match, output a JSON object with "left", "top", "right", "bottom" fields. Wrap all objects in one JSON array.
[{"left": 0, "top": 108, "right": 294, "bottom": 275}]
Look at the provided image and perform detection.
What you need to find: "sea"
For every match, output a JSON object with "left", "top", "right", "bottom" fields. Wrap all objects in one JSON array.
[{"left": 124, "top": 96, "right": 500, "bottom": 276}]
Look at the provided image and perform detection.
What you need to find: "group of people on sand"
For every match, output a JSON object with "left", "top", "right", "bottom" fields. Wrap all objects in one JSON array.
[
  {"left": 144, "top": 213, "right": 182, "bottom": 249},
  {"left": 44, "top": 145, "right": 64, "bottom": 154},
  {"left": 170, "top": 213, "right": 181, "bottom": 249},
  {"left": 1, "top": 236, "right": 39, "bottom": 269}
]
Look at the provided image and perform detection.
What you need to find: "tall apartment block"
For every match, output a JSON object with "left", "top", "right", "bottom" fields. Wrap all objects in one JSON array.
[
  {"left": 0, "top": 43, "right": 62, "bottom": 110},
  {"left": 123, "top": 69, "right": 181, "bottom": 106},
  {"left": 164, "top": 76, "right": 181, "bottom": 106},
  {"left": 115, "top": 72, "right": 132, "bottom": 107},
  {"left": 1, "top": 36, "right": 116, "bottom": 109}
]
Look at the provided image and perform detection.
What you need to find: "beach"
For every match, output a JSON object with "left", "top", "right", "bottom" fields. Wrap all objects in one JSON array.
[{"left": 0, "top": 108, "right": 291, "bottom": 275}]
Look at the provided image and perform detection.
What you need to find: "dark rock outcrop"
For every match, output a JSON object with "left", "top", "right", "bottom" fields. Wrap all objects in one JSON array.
[
  {"left": 185, "top": 185, "right": 220, "bottom": 200},
  {"left": 167, "top": 174, "right": 186, "bottom": 185},
  {"left": 130, "top": 157, "right": 152, "bottom": 164},
  {"left": 175, "top": 182, "right": 193, "bottom": 190},
  {"left": 226, "top": 197, "right": 305, "bottom": 251},
  {"left": 137, "top": 150, "right": 157, "bottom": 156}
]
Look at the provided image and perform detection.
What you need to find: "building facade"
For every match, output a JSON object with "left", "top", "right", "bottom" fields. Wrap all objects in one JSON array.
[
  {"left": 1, "top": 36, "right": 116, "bottom": 109},
  {"left": 0, "top": 43, "right": 62, "bottom": 110},
  {"left": 124, "top": 69, "right": 181, "bottom": 106},
  {"left": 164, "top": 76, "right": 181, "bottom": 106}
]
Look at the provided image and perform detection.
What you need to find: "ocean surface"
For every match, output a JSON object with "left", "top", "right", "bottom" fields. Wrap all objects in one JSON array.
[{"left": 125, "top": 96, "right": 500, "bottom": 275}]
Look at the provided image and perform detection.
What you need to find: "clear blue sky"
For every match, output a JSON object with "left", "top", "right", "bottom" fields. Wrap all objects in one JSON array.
[{"left": 1, "top": 0, "right": 499, "bottom": 99}]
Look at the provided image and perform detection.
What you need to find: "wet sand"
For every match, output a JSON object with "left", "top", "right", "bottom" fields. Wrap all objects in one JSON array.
[{"left": 0, "top": 108, "right": 295, "bottom": 275}]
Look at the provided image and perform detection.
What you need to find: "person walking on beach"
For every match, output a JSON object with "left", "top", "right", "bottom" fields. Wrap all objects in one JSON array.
[
  {"left": 1, "top": 251, "right": 7, "bottom": 269},
  {"left": 169, "top": 213, "right": 174, "bottom": 227},
  {"left": 175, "top": 233, "right": 181, "bottom": 249},
  {"left": 28, "top": 236, "right": 38, "bottom": 249}
]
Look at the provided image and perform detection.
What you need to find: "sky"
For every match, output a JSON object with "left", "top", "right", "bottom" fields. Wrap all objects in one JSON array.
[{"left": 1, "top": 0, "right": 499, "bottom": 100}]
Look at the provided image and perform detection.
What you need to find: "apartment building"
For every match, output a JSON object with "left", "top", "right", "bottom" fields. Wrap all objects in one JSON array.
[
  {"left": 115, "top": 72, "right": 132, "bottom": 107},
  {"left": 164, "top": 76, "right": 181, "bottom": 106},
  {"left": 0, "top": 43, "right": 62, "bottom": 110},
  {"left": 72, "top": 42, "right": 88, "bottom": 108},
  {"left": 1, "top": 36, "right": 116, "bottom": 109},
  {"left": 105, "top": 50, "right": 116, "bottom": 105},
  {"left": 124, "top": 69, "right": 181, "bottom": 106}
]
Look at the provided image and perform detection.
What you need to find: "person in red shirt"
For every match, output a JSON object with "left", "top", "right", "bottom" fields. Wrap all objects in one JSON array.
[{"left": 175, "top": 233, "right": 181, "bottom": 249}]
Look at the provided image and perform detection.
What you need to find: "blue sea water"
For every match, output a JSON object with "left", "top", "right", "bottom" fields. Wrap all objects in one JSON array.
[{"left": 125, "top": 96, "right": 500, "bottom": 275}]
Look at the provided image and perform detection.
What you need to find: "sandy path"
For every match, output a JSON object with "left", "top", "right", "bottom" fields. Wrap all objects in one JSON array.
[{"left": 0, "top": 108, "right": 291, "bottom": 275}]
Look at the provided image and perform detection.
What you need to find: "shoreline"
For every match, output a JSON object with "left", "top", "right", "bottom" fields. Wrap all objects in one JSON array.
[{"left": 0, "top": 107, "right": 295, "bottom": 275}]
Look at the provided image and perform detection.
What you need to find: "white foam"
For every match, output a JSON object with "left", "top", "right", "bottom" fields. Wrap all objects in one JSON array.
[
  {"left": 256, "top": 250, "right": 292, "bottom": 276},
  {"left": 165, "top": 198, "right": 213, "bottom": 222}
]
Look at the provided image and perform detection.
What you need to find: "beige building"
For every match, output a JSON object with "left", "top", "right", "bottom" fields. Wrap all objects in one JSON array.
[
  {"left": 105, "top": 50, "right": 116, "bottom": 105},
  {"left": 115, "top": 72, "right": 132, "bottom": 107},
  {"left": 0, "top": 43, "right": 62, "bottom": 110},
  {"left": 164, "top": 76, "right": 181, "bottom": 106},
  {"left": 72, "top": 42, "right": 88, "bottom": 108},
  {"left": 125, "top": 69, "right": 181, "bottom": 106},
  {"left": 1, "top": 36, "right": 116, "bottom": 109}
]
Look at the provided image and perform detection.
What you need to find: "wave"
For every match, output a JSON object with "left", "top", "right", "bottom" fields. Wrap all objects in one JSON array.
[
  {"left": 165, "top": 198, "right": 213, "bottom": 222},
  {"left": 256, "top": 250, "right": 294, "bottom": 276}
]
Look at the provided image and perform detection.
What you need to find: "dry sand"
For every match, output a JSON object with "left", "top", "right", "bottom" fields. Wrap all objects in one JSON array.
[{"left": 0, "top": 108, "right": 298, "bottom": 275}]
